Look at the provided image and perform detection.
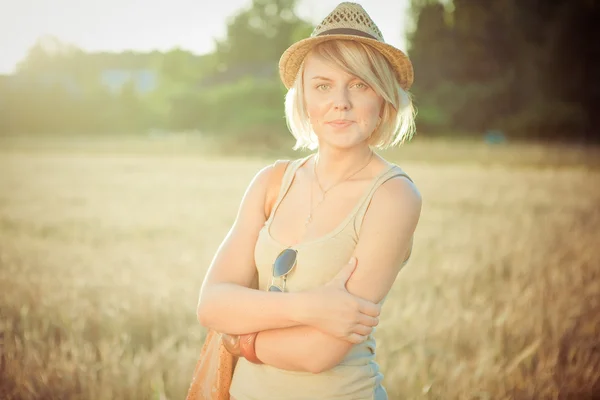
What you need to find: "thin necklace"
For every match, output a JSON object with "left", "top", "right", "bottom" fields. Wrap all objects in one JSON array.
[{"left": 305, "top": 151, "right": 374, "bottom": 226}]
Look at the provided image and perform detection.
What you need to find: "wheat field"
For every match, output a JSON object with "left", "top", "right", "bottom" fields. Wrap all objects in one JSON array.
[{"left": 1, "top": 136, "right": 599, "bottom": 400}]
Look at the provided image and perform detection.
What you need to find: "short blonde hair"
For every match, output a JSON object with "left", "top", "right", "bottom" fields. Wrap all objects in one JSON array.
[{"left": 284, "top": 40, "right": 416, "bottom": 151}]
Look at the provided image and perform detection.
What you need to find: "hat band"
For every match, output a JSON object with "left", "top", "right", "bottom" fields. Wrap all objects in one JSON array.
[{"left": 316, "top": 28, "right": 378, "bottom": 41}]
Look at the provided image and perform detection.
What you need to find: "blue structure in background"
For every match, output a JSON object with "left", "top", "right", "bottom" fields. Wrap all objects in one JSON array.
[
  {"left": 2, "top": 69, "right": 159, "bottom": 97},
  {"left": 100, "top": 69, "right": 158, "bottom": 94},
  {"left": 484, "top": 130, "right": 507, "bottom": 145}
]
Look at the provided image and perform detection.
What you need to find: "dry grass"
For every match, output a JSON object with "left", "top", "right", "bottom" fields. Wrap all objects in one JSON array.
[{"left": 0, "top": 135, "right": 599, "bottom": 399}]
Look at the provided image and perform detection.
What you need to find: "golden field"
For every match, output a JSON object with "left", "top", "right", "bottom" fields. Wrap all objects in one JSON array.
[{"left": 1, "top": 135, "right": 599, "bottom": 399}]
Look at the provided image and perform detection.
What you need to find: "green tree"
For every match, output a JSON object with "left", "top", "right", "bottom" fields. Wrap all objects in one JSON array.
[
  {"left": 407, "top": 0, "right": 599, "bottom": 141},
  {"left": 214, "top": 0, "right": 313, "bottom": 71}
]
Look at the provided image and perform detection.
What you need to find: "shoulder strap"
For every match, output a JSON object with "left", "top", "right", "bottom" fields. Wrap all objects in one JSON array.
[
  {"left": 353, "top": 167, "right": 414, "bottom": 266},
  {"left": 264, "top": 160, "right": 290, "bottom": 219},
  {"left": 354, "top": 167, "right": 414, "bottom": 234}
]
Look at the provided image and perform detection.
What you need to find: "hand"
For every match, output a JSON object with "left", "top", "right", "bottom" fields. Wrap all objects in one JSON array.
[{"left": 302, "top": 257, "right": 381, "bottom": 344}]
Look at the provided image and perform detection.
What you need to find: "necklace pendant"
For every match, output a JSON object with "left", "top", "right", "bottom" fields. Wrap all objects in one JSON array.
[{"left": 305, "top": 214, "right": 312, "bottom": 226}]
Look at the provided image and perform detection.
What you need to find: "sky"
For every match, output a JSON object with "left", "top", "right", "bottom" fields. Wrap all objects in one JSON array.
[{"left": 0, "top": 0, "right": 411, "bottom": 74}]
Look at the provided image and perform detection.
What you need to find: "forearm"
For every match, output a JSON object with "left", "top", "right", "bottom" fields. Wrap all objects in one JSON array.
[
  {"left": 197, "top": 283, "right": 310, "bottom": 335},
  {"left": 254, "top": 326, "right": 350, "bottom": 373}
]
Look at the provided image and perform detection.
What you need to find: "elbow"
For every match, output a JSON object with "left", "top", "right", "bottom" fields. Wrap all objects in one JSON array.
[
  {"left": 196, "top": 303, "right": 208, "bottom": 327},
  {"left": 303, "top": 342, "right": 351, "bottom": 373},
  {"left": 306, "top": 363, "right": 327, "bottom": 374},
  {"left": 196, "top": 302, "right": 209, "bottom": 327},
  {"left": 196, "top": 292, "right": 214, "bottom": 328},
  {"left": 304, "top": 355, "right": 341, "bottom": 374}
]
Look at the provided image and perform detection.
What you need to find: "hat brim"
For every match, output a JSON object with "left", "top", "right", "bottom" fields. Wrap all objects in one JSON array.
[{"left": 279, "top": 34, "right": 414, "bottom": 91}]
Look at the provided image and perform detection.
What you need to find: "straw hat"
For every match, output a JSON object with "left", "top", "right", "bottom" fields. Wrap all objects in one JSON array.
[{"left": 279, "top": 2, "right": 414, "bottom": 90}]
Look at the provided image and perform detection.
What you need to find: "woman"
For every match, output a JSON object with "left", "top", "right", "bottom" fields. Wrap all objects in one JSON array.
[{"left": 196, "top": 2, "right": 422, "bottom": 399}]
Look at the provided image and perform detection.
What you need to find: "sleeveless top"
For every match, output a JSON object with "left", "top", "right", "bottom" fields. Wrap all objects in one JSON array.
[{"left": 229, "top": 155, "right": 414, "bottom": 400}]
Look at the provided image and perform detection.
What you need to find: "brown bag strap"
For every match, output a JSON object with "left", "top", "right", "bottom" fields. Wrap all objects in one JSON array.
[{"left": 264, "top": 160, "right": 290, "bottom": 219}]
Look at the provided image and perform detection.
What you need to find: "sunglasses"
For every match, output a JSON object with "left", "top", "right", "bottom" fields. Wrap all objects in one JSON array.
[{"left": 268, "top": 248, "right": 298, "bottom": 292}]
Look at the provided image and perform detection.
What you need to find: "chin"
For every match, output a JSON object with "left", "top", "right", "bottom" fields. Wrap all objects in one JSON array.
[
  {"left": 314, "top": 126, "right": 371, "bottom": 149},
  {"left": 320, "top": 134, "right": 369, "bottom": 150}
]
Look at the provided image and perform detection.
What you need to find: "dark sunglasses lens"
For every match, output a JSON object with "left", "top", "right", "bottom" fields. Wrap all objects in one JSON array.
[
  {"left": 269, "top": 285, "right": 282, "bottom": 292},
  {"left": 273, "top": 249, "right": 297, "bottom": 277}
]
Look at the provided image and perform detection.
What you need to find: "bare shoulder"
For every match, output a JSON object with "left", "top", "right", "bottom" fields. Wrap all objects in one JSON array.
[
  {"left": 254, "top": 159, "right": 292, "bottom": 185},
  {"left": 226, "top": 162, "right": 277, "bottom": 225},
  {"left": 358, "top": 166, "right": 422, "bottom": 239},
  {"left": 253, "top": 162, "right": 278, "bottom": 186},
  {"left": 375, "top": 168, "right": 421, "bottom": 213},
  {"left": 238, "top": 159, "right": 294, "bottom": 221},
  {"left": 243, "top": 162, "right": 281, "bottom": 198}
]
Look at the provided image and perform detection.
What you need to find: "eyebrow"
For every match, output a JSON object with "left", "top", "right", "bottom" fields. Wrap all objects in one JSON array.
[{"left": 310, "top": 76, "right": 333, "bottom": 81}]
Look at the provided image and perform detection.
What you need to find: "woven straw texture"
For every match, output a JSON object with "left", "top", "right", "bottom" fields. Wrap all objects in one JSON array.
[
  {"left": 312, "top": 2, "right": 385, "bottom": 40},
  {"left": 279, "top": 2, "right": 414, "bottom": 90}
]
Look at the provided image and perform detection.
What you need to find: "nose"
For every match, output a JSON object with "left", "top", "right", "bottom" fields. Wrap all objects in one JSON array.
[{"left": 333, "top": 88, "right": 351, "bottom": 111}]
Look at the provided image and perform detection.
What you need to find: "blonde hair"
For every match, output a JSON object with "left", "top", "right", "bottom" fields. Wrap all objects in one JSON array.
[{"left": 284, "top": 40, "right": 416, "bottom": 151}]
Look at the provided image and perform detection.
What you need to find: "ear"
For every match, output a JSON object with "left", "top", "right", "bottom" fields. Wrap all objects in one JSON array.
[{"left": 379, "top": 100, "right": 386, "bottom": 118}]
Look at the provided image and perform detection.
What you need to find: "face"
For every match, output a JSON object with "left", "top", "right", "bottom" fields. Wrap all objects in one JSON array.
[{"left": 302, "top": 51, "right": 384, "bottom": 150}]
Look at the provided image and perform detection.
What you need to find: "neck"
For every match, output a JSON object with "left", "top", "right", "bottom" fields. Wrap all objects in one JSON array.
[{"left": 314, "top": 145, "right": 373, "bottom": 188}]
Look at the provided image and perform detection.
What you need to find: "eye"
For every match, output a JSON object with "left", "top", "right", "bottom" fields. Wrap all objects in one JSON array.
[
  {"left": 316, "top": 84, "right": 330, "bottom": 91},
  {"left": 352, "top": 82, "right": 368, "bottom": 89}
]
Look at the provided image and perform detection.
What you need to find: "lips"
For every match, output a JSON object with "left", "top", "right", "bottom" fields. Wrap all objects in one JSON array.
[{"left": 327, "top": 120, "right": 353, "bottom": 128}]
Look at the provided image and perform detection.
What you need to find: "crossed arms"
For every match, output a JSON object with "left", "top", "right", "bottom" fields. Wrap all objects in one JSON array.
[{"left": 197, "top": 164, "right": 421, "bottom": 373}]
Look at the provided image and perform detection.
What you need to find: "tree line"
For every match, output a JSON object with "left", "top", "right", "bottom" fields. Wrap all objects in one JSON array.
[
  {"left": 1, "top": 0, "right": 597, "bottom": 143},
  {"left": 408, "top": 0, "right": 599, "bottom": 142}
]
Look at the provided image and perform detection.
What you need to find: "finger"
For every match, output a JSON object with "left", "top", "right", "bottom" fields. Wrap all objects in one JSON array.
[
  {"left": 352, "top": 324, "right": 374, "bottom": 337},
  {"left": 346, "top": 333, "right": 368, "bottom": 344},
  {"left": 357, "top": 299, "right": 381, "bottom": 318},
  {"left": 357, "top": 314, "right": 379, "bottom": 328},
  {"left": 333, "top": 257, "right": 357, "bottom": 286}
]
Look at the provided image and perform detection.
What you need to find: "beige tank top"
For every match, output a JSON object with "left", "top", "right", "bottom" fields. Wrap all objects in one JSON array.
[{"left": 230, "top": 155, "right": 413, "bottom": 400}]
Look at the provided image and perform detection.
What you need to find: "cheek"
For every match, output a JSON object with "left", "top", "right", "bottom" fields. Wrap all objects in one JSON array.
[
  {"left": 305, "top": 95, "right": 327, "bottom": 121},
  {"left": 357, "top": 97, "right": 383, "bottom": 126}
]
